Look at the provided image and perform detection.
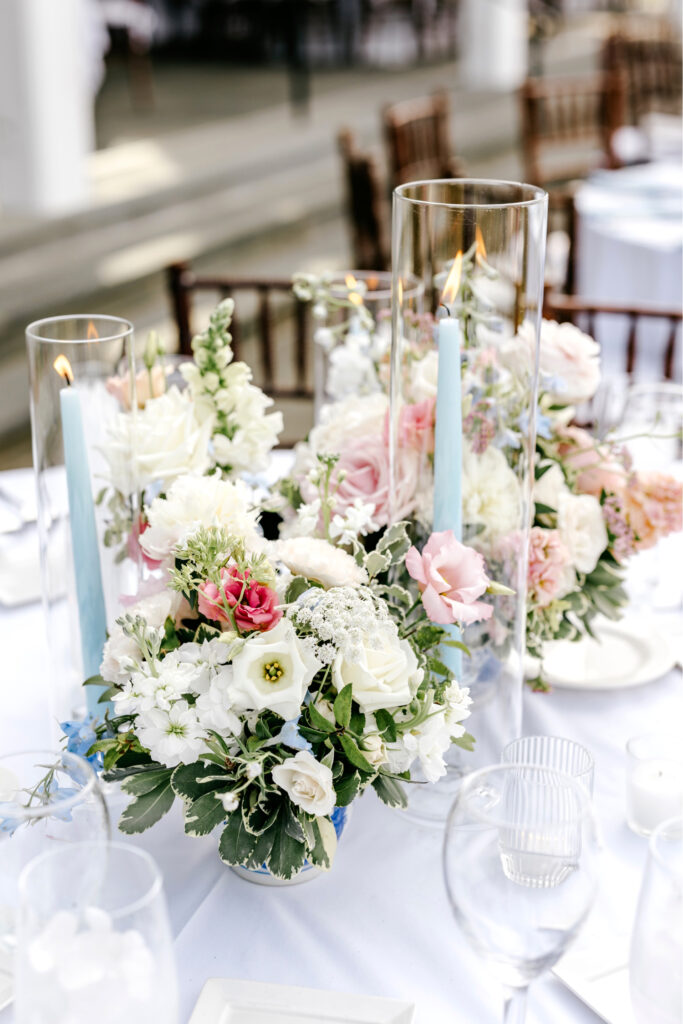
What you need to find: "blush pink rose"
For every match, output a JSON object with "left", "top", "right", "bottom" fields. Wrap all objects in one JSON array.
[
  {"left": 406, "top": 530, "right": 493, "bottom": 625},
  {"left": 383, "top": 399, "right": 436, "bottom": 454},
  {"left": 106, "top": 365, "right": 167, "bottom": 410},
  {"left": 527, "top": 527, "right": 573, "bottom": 608},
  {"left": 622, "top": 471, "right": 683, "bottom": 553},
  {"left": 333, "top": 438, "right": 417, "bottom": 527},
  {"left": 559, "top": 427, "right": 625, "bottom": 497},
  {"left": 198, "top": 566, "right": 282, "bottom": 632}
]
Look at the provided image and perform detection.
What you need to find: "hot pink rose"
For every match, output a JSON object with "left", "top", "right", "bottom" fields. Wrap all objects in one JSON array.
[
  {"left": 333, "top": 438, "right": 417, "bottom": 527},
  {"left": 198, "top": 565, "right": 282, "bottom": 632},
  {"left": 527, "top": 527, "right": 574, "bottom": 607},
  {"left": 406, "top": 530, "right": 493, "bottom": 625},
  {"left": 559, "top": 426, "right": 625, "bottom": 497}
]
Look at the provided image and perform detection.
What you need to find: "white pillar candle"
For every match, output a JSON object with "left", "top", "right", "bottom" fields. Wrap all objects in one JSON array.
[{"left": 627, "top": 757, "right": 683, "bottom": 837}]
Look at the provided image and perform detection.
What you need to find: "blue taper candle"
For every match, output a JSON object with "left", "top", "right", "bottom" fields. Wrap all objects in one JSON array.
[{"left": 57, "top": 361, "right": 108, "bottom": 718}]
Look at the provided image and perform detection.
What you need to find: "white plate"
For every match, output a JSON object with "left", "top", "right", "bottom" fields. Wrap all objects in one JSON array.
[
  {"left": 552, "top": 939, "right": 636, "bottom": 1024},
  {"left": 189, "top": 979, "right": 415, "bottom": 1024},
  {"left": 541, "top": 619, "right": 677, "bottom": 690}
]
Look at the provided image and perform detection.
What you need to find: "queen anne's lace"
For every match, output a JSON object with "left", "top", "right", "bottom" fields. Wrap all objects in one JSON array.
[{"left": 290, "top": 586, "right": 395, "bottom": 662}]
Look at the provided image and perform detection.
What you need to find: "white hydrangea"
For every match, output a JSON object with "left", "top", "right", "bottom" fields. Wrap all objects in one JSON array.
[{"left": 140, "top": 473, "right": 259, "bottom": 561}]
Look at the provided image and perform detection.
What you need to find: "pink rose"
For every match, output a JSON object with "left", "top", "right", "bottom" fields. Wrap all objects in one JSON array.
[
  {"left": 333, "top": 438, "right": 417, "bottom": 527},
  {"left": 559, "top": 427, "right": 625, "bottom": 497},
  {"left": 384, "top": 399, "right": 436, "bottom": 453},
  {"left": 127, "top": 516, "right": 164, "bottom": 571},
  {"left": 406, "top": 530, "right": 493, "bottom": 625},
  {"left": 527, "top": 527, "right": 574, "bottom": 607},
  {"left": 622, "top": 471, "right": 683, "bottom": 553},
  {"left": 198, "top": 566, "right": 282, "bottom": 632}
]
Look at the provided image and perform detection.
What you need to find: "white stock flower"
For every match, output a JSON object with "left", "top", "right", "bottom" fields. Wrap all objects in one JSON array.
[
  {"left": 462, "top": 443, "right": 521, "bottom": 545},
  {"left": 271, "top": 750, "right": 336, "bottom": 816},
  {"left": 100, "top": 590, "right": 184, "bottom": 684},
  {"left": 329, "top": 498, "right": 379, "bottom": 544},
  {"left": 557, "top": 492, "right": 608, "bottom": 574},
  {"left": 135, "top": 700, "right": 205, "bottom": 767},
  {"left": 195, "top": 669, "right": 242, "bottom": 737},
  {"left": 212, "top": 386, "right": 283, "bottom": 474},
  {"left": 100, "top": 386, "right": 213, "bottom": 496},
  {"left": 533, "top": 463, "right": 569, "bottom": 511},
  {"left": 229, "top": 620, "right": 320, "bottom": 721},
  {"left": 442, "top": 682, "right": 472, "bottom": 735},
  {"left": 272, "top": 537, "right": 368, "bottom": 589},
  {"left": 333, "top": 633, "right": 423, "bottom": 714},
  {"left": 140, "top": 473, "right": 259, "bottom": 561}
]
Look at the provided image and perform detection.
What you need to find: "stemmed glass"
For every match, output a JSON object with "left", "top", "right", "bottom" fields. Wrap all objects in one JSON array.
[
  {"left": 0, "top": 750, "right": 109, "bottom": 991},
  {"left": 630, "top": 816, "right": 682, "bottom": 1024},
  {"left": 15, "top": 842, "right": 179, "bottom": 1024},
  {"left": 443, "top": 764, "right": 599, "bottom": 1023}
]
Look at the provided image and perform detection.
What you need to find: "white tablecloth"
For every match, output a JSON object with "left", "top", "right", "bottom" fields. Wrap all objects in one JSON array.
[
  {"left": 0, "top": 468, "right": 681, "bottom": 1024},
  {"left": 575, "top": 161, "right": 683, "bottom": 381}
]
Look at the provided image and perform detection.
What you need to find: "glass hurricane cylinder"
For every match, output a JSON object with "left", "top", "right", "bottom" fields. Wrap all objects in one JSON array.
[
  {"left": 314, "top": 270, "right": 424, "bottom": 415},
  {"left": 390, "top": 179, "right": 548, "bottom": 778},
  {"left": 26, "top": 316, "right": 142, "bottom": 729}
]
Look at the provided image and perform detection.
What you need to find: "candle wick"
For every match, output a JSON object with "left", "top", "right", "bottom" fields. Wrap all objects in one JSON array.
[{"left": 439, "top": 302, "right": 452, "bottom": 318}]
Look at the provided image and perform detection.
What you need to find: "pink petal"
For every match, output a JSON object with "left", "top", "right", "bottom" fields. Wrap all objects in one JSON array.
[
  {"left": 420, "top": 585, "right": 453, "bottom": 625},
  {"left": 405, "top": 546, "right": 427, "bottom": 585}
]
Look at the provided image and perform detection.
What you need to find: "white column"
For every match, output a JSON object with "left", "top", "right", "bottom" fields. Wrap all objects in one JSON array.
[
  {"left": 0, "top": 0, "right": 95, "bottom": 214},
  {"left": 460, "top": 0, "right": 528, "bottom": 92}
]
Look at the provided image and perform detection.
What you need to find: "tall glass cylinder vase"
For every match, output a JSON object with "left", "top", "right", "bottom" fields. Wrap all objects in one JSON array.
[
  {"left": 390, "top": 180, "right": 547, "bottom": 809},
  {"left": 313, "top": 270, "right": 424, "bottom": 416},
  {"left": 26, "top": 316, "right": 143, "bottom": 731}
]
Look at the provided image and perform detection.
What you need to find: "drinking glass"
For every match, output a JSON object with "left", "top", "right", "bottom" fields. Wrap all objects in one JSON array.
[
  {"left": 15, "top": 842, "right": 178, "bottom": 1024},
  {"left": 630, "top": 817, "right": 683, "bottom": 1024},
  {"left": 502, "top": 735, "right": 595, "bottom": 794},
  {"left": 0, "top": 751, "right": 109, "bottom": 987},
  {"left": 443, "top": 764, "right": 599, "bottom": 1024}
]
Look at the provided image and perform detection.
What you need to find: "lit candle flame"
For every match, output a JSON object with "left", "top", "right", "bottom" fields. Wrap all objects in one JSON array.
[
  {"left": 442, "top": 251, "right": 463, "bottom": 310},
  {"left": 475, "top": 226, "right": 487, "bottom": 263},
  {"left": 87, "top": 321, "right": 99, "bottom": 341},
  {"left": 345, "top": 274, "right": 358, "bottom": 289},
  {"left": 397, "top": 278, "right": 404, "bottom": 307},
  {"left": 53, "top": 355, "right": 74, "bottom": 385},
  {"left": 344, "top": 273, "right": 363, "bottom": 307}
]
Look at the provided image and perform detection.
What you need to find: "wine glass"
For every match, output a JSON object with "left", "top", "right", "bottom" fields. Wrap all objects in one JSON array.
[
  {"left": 15, "top": 841, "right": 179, "bottom": 1024},
  {"left": 0, "top": 749, "right": 109, "bottom": 988},
  {"left": 443, "top": 764, "right": 599, "bottom": 1024},
  {"left": 630, "top": 816, "right": 682, "bottom": 1024}
]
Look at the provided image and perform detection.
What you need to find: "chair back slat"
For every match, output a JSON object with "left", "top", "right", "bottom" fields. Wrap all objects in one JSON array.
[
  {"left": 545, "top": 292, "right": 682, "bottom": 380},
  {"left": 337, "top": 129, "right": 389, "bottom": 271},
  {"left": 602, "top": 30, "right": 682, "bottom": 123},
  {"left": 382, "top": 90, "right": 464, "bottom": 192},
  {"left": 165, "top": 263, "right": 314, "bottom": 407}
]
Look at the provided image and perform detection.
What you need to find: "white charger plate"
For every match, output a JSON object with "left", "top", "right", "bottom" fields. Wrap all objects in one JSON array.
[
  {"left": 541, "top": 619, "right": 677, "bottom": 690},
  {"left": 189, "top": 979, "right": 415, "bottom": 1024},
  {"left": 552, "top": 938, "right": 636, "bottom": 1024}
]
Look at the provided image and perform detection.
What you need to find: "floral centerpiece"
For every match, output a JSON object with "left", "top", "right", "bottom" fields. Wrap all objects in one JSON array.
[
  {"left": 285, "top": 272, "right": 683, "bottom": 691},
  {"left": 68, "top": 298, "right": 506, "bottom": 882}
]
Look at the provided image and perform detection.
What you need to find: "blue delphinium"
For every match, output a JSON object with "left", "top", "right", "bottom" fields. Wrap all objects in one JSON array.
[
  {"left": 60, "top": 717, "right": 103, "bottom": 770},
  {"left": 277, "top": 716, "right": 313, "bottom": 753}
]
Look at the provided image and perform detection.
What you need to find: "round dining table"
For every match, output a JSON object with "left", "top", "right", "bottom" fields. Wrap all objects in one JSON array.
[{"left": 0, "top": 464, "right": 681, "bottom": 1024}]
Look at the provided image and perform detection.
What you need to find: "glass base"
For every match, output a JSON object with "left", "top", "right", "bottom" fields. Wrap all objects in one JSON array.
[{"left": 398, "top": 764, "right": 468, "bottom": 829}]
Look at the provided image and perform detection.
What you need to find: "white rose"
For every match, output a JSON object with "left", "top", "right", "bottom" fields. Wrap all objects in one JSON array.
[
  {"left": 557, "top": 492, "right": 608, "bottom": 574},
  {"left": 272, "top": 750, "right": 336, "bottom": 816},
  {"left": 360, "top": 733, "right": 388, "bottom": 769},
  {"left": 308, "top": 393, "right": 388, "bottom": 457},
  {"left": 140, "top": 473, "right": 259, "bottom": 561},
  {"left": 271, "top": 537, "right": 368, "bottom": 589},
  {"left": 516, "top": 319, "right": 600, "bottom": 404},
  {"left": 333, "top": 633, "right": 422, "bottom": 714},
  {"left": 409, "top": 349, "right": 439, "bottom": 403},
  {"left": 462, "top": 443, "right": 521, "bottom": 545},
  {"left": 100, "top": 590, "right": 183, "bottom": 684},
  {"left": 229, "top": 620, "right": 320, "bottom": 721},
  {"left": 100, "top": 386, "right": 213, "bottom": 496},
  {"left": 533, "top": 463, "right": 569, "bottom": 511}
]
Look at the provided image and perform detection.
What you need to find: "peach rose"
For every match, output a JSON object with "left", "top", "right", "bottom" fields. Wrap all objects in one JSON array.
[
  {"left": 559, "top": 426, "right": 625, "bottom": 497},
  {"left": 406, "top": 530, "right": 493, "bottom": 626},
  {"left": 527, "top": 527, "right": 574, "bottom": 607},
  {"left": 106, "top": 365, "right": 167, "bottom": 410},
  {"left": 622, "top": 471, "right": 683, "bottom": 552}
]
